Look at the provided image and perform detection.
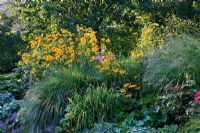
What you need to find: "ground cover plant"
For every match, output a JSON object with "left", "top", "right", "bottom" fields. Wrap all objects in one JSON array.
[{"left": 1, "top": 0, "right": 200, "bottom": 133}]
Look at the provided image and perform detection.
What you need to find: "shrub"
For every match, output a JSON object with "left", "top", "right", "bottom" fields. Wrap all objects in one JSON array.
[
  {"left": 0, "top": 12, "right": 24, "bottom": 72},
  {"left": 17, "top": 66, "right": 101, "bottom": 132},
  {"left": 131, "top": 23, "right": 160, "bottom": 63},
  {"left": 162, "top": 15, "right": 200, "bottom": 38},
  {"left": 143, "top": 36, "right": 200, "bottom": 88},
  {"left": 155, "top": 77, "right": 199, "bottom": 125}
]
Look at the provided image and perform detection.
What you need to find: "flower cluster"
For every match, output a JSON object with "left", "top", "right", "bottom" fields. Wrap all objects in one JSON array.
[
  {"left": 195, "top": 90, "right": 200, "bottom": 104},
  {"left": 131, "top": 23, "right": 162, "bottom": 62},
  {"left": 119, "top": 83, "right": 139, "bottom": 97},
  {"left": 18, "top": 27, "right": 113, "bottom": 74}
]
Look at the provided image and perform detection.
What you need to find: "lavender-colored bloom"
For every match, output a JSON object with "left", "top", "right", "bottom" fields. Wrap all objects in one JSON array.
[{"left": 96, "top": 56, "right": 103, "bottom": 61}]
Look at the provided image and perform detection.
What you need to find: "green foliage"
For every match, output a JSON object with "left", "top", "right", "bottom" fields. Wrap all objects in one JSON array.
[
  {"left": 17, "top": 66, "right": 101, "bottom": 132},
  {"left": 156, "top": 14, "right": 200, "bottom": 39},
  {"left": 0, "top": 92, "right": 14, "bottom": 106},
  {"left": 180, "top": 109, "right": 200, "bottom": 133},
  {"left": 15, "top": 1, "right": 146, "bottom": 55},
  {"left": 57, "top": 86, "right": 121, "bottom": 132},
  {"left": 120, "top": 107, "right": 167, "bottom": 131},
  {"left": 0, "top": 72, "right": 26, "bottom": 100},
  {"left": 85, "top": 122, "right": 178, "bottom": 133},
  {"left": 144, "top": 36, "right": 200, "bottom": 88},
  {"left": 155, "top": 77, "right": 198, "bottom": 124},
  {"left": 0, "top": 12, "right": 24, "bottom": 72},
  {"left": 103, "top": 56, "right": 142, "bottom": 89},
  {"left": 0, "top": 99, "right": 20, "bottom": 120},
  {"left": 90, "top": 122, "right": 121, "bottom": 133},
  {"left": 0, "top": 92, "right": 21, "bottom": 133}
]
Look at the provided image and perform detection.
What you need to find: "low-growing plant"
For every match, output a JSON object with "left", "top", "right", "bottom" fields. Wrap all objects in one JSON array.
[
  {"left": 155, "top": 76, "right": 199, "bottom": 124},
  {"left": 0, "top": 92, "right": 21, "bottom": 133},
  {"left": 89, "top": 122, "right": 121, "bottom": 133}
]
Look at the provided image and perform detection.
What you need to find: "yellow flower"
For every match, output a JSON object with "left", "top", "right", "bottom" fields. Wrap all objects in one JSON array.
[
  {"left": 58, "top": 39, "right": 63, "bottom": 44},
  {"left": 91, "top": 43, "right": 96, "bottom": 47},
  {"left": 61, "top": 29, "right": 68, "bottom": 34},
  {"left": 31, "top": 43, "right": 36, "bottom": 48},
  {"left": 106, "top": 38, "right": 110, "bottom": 43},
  {"left": 80, "top": 37, "right": 86, "bottom": 46},
  {"left": 67, "top": 37, "right": 73, "bottom": 43},
  {"left": 69, "top": 41, "right": 74, "bottom": 45},
  {"left": 18, "top": 61, "right": 22, "bottom": 65},
  {"left": 61, "top": 45, "right": 67, "bottom": 50},
  {"left": 22, "top": 54, "right": 27, "bottom": 61},
  {"left": 119, "top": 88, "right": 126, "bottom": 94},
  {"left": 100, "top": 58, "right": 110, "bottom": 66},
  {"left": 92, "top": 46, "right": 99, "bottom": 52},
  {"left": 101, "top": 44, "right": 107, "bottom": 50},
  {"left": 62, "top": 55, "right": 66, "bottom": 59},
  {"left": 84, "top": 33, "right": 90, "bottom": 38},
  {"left": 68, "top": 46, "right": 74, "bottom": 52},
  {"left": 52, "top": 47, "right": 57, "bottom": 52},
  {"left": 17, "top": 51, "right": 21, "bottom": 56},
  {"left": 45, "top": 44, "right": 50, "bottom": 50},
  {"left": 91, "top": 35, "right": 97, "bottom": 43},
  {"left": 70, "top": 53, "right": 75, "bottom": 59},
  {"left": 77, "top": 51, "right": 82, "bottom": 56},
  {"left": 101, "top": 38, "right": 105, "bottom": 41},
  {"left": 86, "top": 48, "right": 90, "bottom": 56}
]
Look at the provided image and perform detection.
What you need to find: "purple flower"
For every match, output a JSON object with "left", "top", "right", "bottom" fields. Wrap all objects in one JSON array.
[{"left": 96, "top": 56, "right": 103, "bottom": 61}]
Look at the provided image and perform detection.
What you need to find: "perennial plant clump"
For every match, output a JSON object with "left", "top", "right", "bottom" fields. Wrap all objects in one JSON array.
[{"left": 18, "top": 27, "right": 113, "bottom": 76}]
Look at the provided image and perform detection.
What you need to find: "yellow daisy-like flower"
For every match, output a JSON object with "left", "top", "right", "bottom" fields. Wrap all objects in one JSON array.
[
  {"left": 106, "top": 38, "right": 110, "bottom": 43},
  {"left": 86, "top": 48, "right": 90, "bottom": 56},
  {"left": 31, "top": 43, "right": 36, "bottom": 48},
  {"left": 18, "top": 61, "right": 22, "bottom": 65},
  {"left": 101, "top": 38, "right": 105, "bottom": 41},
  {"left": 92, "top": 46, "right": 99, "bottom": 52},
  {"left": 69, "top": 41, "right": 74, "bottom": 45},
  {"left": 17, "top": 51, "right": 21, "bottom": 56},
  {"left": 58, "top": 39, "right": 63, "bottom": 44},
  {"left": 52, "top": 47, "right": 56, "bottom": 52},
  {"left": 101, "top": 44, "right": 107, "bottom": 50},
  {"left": 80, "top": 37, "right": 86, "bottom": 45},
  {"left": 67, "top": 37, "right": 73, "bottom": 43},
  {"left": 61, "top": 29, "right": 68, "bottom": 34},
  {"left": 84, "top": 33, "right": 90, "bottom": 38}
]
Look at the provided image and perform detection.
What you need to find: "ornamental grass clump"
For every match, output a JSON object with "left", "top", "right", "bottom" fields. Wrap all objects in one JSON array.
[
  {"left": 143, "top": 36, "right": 200, "bottom": 88},
  {"left": 17, "top": 66, "right": 102, "bottom": 132},
  {"left": 57, "top": 86, "right": 120, "bottom": 132}
]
